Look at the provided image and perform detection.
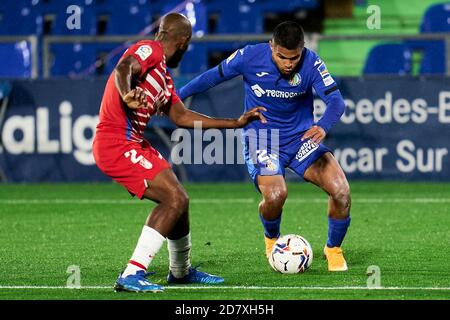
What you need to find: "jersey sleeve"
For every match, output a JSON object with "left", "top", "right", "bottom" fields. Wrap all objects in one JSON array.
[
  {"left": 168, "top": 76, "right": 181, "bottom": 107},
  {"left": 311, "top": 58, "right": 337, "bottom": 96},
  {"left": 178, "top": 46, "right": 248, "bottom": 100},
  {"left": 125, "top": 41, "right": 160, "bottom": 77},
  {"left": 311, "top": 57, "right": 345, "bottom": 133},
  {"left": 219, "top": 46, "right": 246, "bottom": 78}
]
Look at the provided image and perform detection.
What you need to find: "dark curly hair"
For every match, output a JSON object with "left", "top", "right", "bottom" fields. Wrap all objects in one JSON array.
[{"left": 273, "top": 21, "right": 305, "bottom": 50}]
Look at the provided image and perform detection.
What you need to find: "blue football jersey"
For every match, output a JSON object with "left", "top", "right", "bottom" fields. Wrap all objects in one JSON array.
[{"left": 219, "top": 43, "right": 339, "bottom": 143}]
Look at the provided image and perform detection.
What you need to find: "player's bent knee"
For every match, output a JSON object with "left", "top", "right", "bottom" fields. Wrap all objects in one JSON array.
[
  {"left": 263, "top": 186, "right": 288, "bottom": 207},
  {"left": 169, "top": 192, "right": 189, "bottom": 215},
  {"left": 331, "top": 182, "right": 351, "bottom": 211}
]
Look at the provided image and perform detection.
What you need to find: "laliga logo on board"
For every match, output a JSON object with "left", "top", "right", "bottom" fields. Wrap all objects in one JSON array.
[{"left": 0, "top": 101, "right": 97, "bottom": 165}]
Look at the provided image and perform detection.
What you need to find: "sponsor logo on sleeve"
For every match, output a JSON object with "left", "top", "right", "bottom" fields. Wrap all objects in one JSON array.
[
  {"left": 135, "top": 45, "right": 152, "bottom": 61},
  {"left": 226, "top": 48, "right": 245, "bottom": 64},
  {"left": 323, "top": 76, "right": 335, "bottom": 86},
  {"left": 226, "top": 50, "right": 238, "bottom": 64},
  {"left": 317, "top": 62, "right": 335, "bottom": 87}
]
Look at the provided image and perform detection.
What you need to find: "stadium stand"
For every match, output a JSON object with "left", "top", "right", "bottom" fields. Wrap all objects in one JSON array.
[
  {"left": 0, "top": 0, "right": 449, "bottom": 77},
  {"left": 101, "top": 2, "right": 152, "bottom": 35},
  {"left": 363, "top": 43, "right": 412, "bottom": 75},
  {"left": 404, "top": 39, "right": 446, "bottom": 75},
  {"left": 49, "top": 43, "right": 97, "bottom": 76},
  {"left": 420, "top": 2, "right": 450, "bottom": 32},
  {"left": 409, "top": 2, "right": 450, "bottom": 74},
  {"left": 0, "top": 42, "right": 33, "bottom": 78},
  {"left": 320, "top": 0, "right": 448, "bottom": 76},
  {"left": 98, "top": 44, "right": 128, "bottom": 76},
  {"left": 163, "top": 1, "right": 209, "bottom": 74},
  {"left": 0, "top": 1, "right": 43, "bottom": 36},
  {"left": 46, "top": 0, "right": 97, "bottom": 35}
]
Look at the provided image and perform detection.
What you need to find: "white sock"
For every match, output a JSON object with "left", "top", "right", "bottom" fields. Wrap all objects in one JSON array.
[
  {"left": 168, "top": 232, "right": 192, "bottom": 278},
  {"left": 122, "top": 226, "right": 166, "bottom": 278}
]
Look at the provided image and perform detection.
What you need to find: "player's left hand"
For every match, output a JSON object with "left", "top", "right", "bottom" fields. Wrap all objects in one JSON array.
[
  {"left": 122, "top": 87, "right": 150, "bottom": 110},
  {"left": 301, "top": 125, "right": 326, "bottom": 144},
  {"left": 236, "top": 106, "right": 267, "bottom": 128}
]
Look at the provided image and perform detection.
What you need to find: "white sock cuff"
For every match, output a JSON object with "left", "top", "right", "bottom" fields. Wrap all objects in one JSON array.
[
  {"left": 143, "top": 225, "right": 166, "bottom": 242},
  {"left": 167, "top": 232, "right": 191, "bottom": 251}
]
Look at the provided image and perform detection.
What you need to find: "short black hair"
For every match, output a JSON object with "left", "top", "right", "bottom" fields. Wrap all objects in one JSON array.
[{"left": 272, "top": 21, "right": 305, "bottom": 50}]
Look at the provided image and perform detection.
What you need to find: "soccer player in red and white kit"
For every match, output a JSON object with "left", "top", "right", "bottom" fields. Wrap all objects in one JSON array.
[{"left": 93, "top": 13, "right": 266, "bottom": 292}]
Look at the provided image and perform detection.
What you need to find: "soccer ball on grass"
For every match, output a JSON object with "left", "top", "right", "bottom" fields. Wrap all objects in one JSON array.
[{"left": 270, "top": 234, "right": 313, "bottom": 274}]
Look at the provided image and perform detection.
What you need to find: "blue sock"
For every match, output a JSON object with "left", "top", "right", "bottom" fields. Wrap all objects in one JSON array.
[
  {"left": 259, "top": 213, "right": 282, "bottom": 239},
  {"left": 327, "top": 215, "right": 351, "bottom": 248}
]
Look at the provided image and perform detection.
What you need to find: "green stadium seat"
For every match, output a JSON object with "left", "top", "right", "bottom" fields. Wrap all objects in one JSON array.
[{"left": 322, "top": 0, "right": 447, "bottom": 75}]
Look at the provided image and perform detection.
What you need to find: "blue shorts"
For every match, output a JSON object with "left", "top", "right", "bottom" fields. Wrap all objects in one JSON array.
[{"left": 242, "top": 132, "right": 331, "bottom": 191}]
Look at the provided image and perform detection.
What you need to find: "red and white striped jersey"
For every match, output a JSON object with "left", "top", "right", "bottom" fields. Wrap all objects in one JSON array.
[{"left": 96, "top": 40, "right": 181, "bottom": 142}]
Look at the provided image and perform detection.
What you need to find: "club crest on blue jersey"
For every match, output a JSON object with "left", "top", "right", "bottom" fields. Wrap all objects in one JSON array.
[{"left": 288, "top": 73, "right": 301, "bottom": 86}]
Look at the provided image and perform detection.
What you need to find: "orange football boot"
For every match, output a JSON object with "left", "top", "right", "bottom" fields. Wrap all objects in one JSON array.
[
  {"left": 323, "top": 246, "right": 348, "bottom": 271},
  {"left": 265, "top": 236, "right": 278, "bottom": 258}
]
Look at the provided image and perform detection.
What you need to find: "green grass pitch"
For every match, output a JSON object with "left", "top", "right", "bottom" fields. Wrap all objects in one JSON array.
[{"left": 0, "top": 181, "right": 449, "bottom": 300}]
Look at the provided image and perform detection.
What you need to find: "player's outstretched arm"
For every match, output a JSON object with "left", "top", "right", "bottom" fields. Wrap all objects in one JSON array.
[
  {"left": 168, "top": 101, "right": 267, "bottom": 129},
  {"left": 178, "top": 48, "right": 246, "bottom": 100},
  {"left": 178, "top": 66, "right": 230, "bottom": 100}
]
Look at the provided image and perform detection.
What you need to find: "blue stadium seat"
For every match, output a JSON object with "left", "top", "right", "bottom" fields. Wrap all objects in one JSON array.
[
  {"left": 161, "top": 1, "right": 208, "bottom": 35},
  {"left": 260, "top": 0, "right": 319, "bottom": 12},
  {"left": 97, "top": 43, "right": 129, "bottom": 75},
  {"left": 213, "top": 0, "right": 264, "bottom": 34},
  {"left": 104, "top": 4, "right": 152, "bottom": 35},
  {"left": 161, "top": 1, "right": 209, "bottom": 74},
  {"left": 405, "top": 40, "right": 446, "bottom": 75},
  {"left": 415, "top": 3, "right": 449, "bottom": 74},
  {"left": 96, "top": 0, "right": 149, "bottom": 11},
  {"left": 363, "top": 43, "right": 412, "bottom": 75},
  {"left": 0, "top": 42, "right": 33, "bottom": 78},
  {"left": 420, "top": 3, "right": 450, "bottom": 32},
  {"left": 50, "top": 43, "right": 97, "bottom": 76},
  {"left": 0, "top": 1, "right": 43, "bottom": 35},
  {"left": 179, "top": 43, "right": 209, "bottom": 74},
  {"left": 48, "top": 0, "right": 97, "bottom": 35},
  {"left": 208, "top": 0, "right": 318, "bottom": 34}
]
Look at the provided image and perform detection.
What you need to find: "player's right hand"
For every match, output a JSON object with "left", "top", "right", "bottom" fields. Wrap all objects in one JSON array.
[
  {"left": 236, "top": 106, "right": 267, "bottom": 127},
  {"left": 122, "top": 87, "right": 150, "bottom": 110}
]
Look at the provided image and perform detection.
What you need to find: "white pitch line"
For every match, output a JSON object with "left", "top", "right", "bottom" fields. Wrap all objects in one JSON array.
[
  {"left": 1, "top": 198, "right": 450, "bottom": 205},
  {"left": 0, "top": 285, "right": 449, "bottom": 291}
]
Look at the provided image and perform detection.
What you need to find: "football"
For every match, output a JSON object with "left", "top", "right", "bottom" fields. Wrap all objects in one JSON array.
[{"left": 270, "top": 234, "right": 313, "bottom": 274}]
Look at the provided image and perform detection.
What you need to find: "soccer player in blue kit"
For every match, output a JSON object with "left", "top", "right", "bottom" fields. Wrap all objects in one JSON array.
[{"left": 178, "top": 22, "right": 351, "bottom": 271}]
